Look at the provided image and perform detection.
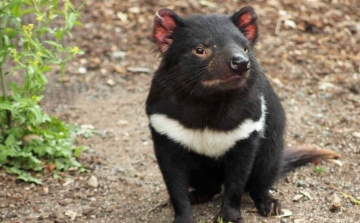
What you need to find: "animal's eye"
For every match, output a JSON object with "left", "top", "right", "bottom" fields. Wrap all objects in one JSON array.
[
  {"left": 244, "top": 47, "right": 248, "bottom": 53},
  {"left": 194, "top": 47, "right": 206, "bottom": 55},
  {"left": 192, "top": 46, "right": 211, "bottom": 58}
]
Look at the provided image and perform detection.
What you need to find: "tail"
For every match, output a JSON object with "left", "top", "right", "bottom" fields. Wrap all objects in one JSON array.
[{"left": 280, "top": 145, "right": 340, "bottom": 177}]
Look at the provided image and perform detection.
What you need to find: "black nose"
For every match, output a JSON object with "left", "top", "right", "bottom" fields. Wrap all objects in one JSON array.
[{"left": 230, "top": 54, "right": 250, "bottom": 72}]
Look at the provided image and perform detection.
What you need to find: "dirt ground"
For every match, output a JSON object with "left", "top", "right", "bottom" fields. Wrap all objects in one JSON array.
[{"left": 1, "top": 0, "right": 360, "bottom": 222}]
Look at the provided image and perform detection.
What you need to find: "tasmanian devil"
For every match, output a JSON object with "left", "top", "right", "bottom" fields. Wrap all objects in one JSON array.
[{"left": 145, "top": 6, "right": 339, "bottom": 223}]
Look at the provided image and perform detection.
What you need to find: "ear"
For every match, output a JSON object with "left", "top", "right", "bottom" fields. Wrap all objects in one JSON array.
[
  {"left": 231, "top": 6, "right": 259, "bottom": 45},
  {"left": 153, "top": 9, "right": 181, "bottom": 54}
]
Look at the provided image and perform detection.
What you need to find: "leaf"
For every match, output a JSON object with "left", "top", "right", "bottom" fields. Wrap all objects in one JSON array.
[
  {"left": 3, "top": 35, "right": 10, "bottom": 47},
  {"left": 45, "top": 146, "right": 55, "bottom": 156},
  {"left": 65, "top": 1, "right": 75, "bottom": 10},
  {"left": 54, "top": 159, "right": 65, "bottom": 170},
  {"left": 5, "top": 134, "right": 17, "bottom": 147},
  {"left": 74, "top": 20, "right": 83, "bottom": 27},
  {"left": 54, "top": 29, "right": 65, "bottom": 40},
  {"left": 44, "top": 40, "right": 62, "bottom": 48},
  {"left": 5, "top": 27, "right": 19, "bottom": 39},
  {"left": 53, "top": 0, "right": 58, "bottom": 8},
  {"left": 20, "top": 8, "right": 35, "bottom": 16},
  {"left": 0, "top": 145, "right": 9, "bottom": 164},
  {"left": 67, "top": 13, "right": 78, "bottom": 30},
  {"left": 10, "top": 17, "right": 22, "bottom": 32},
  {"left": 73, "top": 146, "right": 85, "bottom": 158},
  {"left": 10, "top": 1, "right": 22, "bottom": 17},
  {"left": 0, "top": 102, "right": 13, "bottom": 111},
  {"left": 27, "top": 64, "right": 35, "bottom": 75},
  {"left": 8, "top": 0, "right": 22, "bottom": 8},
  {"left": 41, "top": 65, "right": 52, "bottom": 72},
  {"left": 17, "top": 172, "right": 42, "bottom": 184},
  {"left": 9, "top": 82, "right": 20, "bottom": 95},
  {"left": 4, "top": 166, "right": 42, "bottom": 184},
  {"left": 28, "top": 105, "right": 47, "bottom": 124}
]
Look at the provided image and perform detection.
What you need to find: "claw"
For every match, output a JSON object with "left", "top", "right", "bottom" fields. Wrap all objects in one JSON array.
[
  {"left": 257, "top": 197, "right": 281, "bottom": 216},
  {"left": 274, "top": 199, "right": 281, "bottom": 216}
]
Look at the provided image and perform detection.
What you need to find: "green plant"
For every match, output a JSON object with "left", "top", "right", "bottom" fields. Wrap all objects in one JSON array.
[
  {"left": 0, "top": 0, "right": 85, "bottom": 184},
  {"left": 198, "top": 217, "right": 234, "bottom": 223},
  {"left": 315, "top": 165, "right": 325, "bottom": 175}
]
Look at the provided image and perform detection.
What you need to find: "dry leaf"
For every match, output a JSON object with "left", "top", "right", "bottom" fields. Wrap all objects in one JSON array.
[
  {"left": 300, "top": 191, "right": 312, "bottom": 200},
  {"left": 63, "top": 179, "right": 74, "bottom": 187},
  {"left": 273, "top": 209, "right": 293, "bottom": 218},
  {"left": 80, "top": 124, "right": 95, "bottom": 130},
  {"left": 284, "top": 19, "right": 297, "bottom": 29},
  {"left": 326, "top": 159, "right": 343, "bottom": 167},
  {"left": 127, "top": 67, "right": 152, "bottom": 74},
  {"left": 22, "top": 134, "right": 44, "bottom": 144},
  {"left": 65, "top": 210, "right": 77, "bottom": 221},
  {"left": 352, "top": 132, "right": 360, "bottom": 138},
  {"left": 45, "top": 164, "right": 56, "bottom": 172},
  {"left": 293, "top": 194, "right": 304, "bottom": 202}
]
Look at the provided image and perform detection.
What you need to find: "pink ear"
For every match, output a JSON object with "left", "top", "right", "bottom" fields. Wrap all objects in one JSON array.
[
  {"left": 232, "top": 6, "right": 259, "bottom": 45},
  {"left": 153, "top": 9, "right": 179, "bottom": 54}
]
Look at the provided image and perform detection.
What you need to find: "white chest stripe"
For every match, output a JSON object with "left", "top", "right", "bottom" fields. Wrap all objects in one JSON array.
[{"left": 150, "top": 96, "right": 267, "bottom": 158}]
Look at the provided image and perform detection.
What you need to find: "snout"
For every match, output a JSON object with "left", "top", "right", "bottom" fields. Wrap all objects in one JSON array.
[
  {"left": 230, "top": 54, "right": 250, "bottom": 73},
  {"left": 202, "top": 46, "right": 251, "bottom": 90}
]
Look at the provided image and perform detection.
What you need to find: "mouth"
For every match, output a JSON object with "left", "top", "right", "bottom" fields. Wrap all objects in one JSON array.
[{"left": 201, "top": 72, "right": 247, "bottom": 87}]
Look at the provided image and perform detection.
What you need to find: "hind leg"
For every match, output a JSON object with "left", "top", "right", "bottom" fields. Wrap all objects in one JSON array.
[
  {"left": 246, "top": 151, "right": 282, "bottom": 216},
  {"left": 250, "top": 189, "right": 281, "bottom": 217},
  {"left": 247, "top": 172, "right": 281, "bottom": 216}
]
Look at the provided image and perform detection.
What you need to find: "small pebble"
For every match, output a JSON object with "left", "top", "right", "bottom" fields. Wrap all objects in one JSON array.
[
  {"left": 78, "top": 67, "right": 87, "bottom": 74},
  {"left": 107, "top": 79, "right": 116, "bottom": 86},
  {"left": 296, "top": 180, "right": 309, "bottom": 188},
  {"left": 117, "top": 120, "right": 129, "bottom": 126},
  {"left": 116, "top": 166, "right": 126, "bottom": 173},
  {"left": 43, "top": 187, "right": 49, "bottom": 194},
  {"left": 110, "top": 51, "right": 126, "bottom": 60},
  {"left": 87, "top": 176, "right": 99, "bottom": 188}
]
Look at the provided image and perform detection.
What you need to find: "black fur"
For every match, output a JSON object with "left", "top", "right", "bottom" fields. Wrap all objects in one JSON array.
[{"left": 146, "top": 6, "right": 337, "bottom": 223}]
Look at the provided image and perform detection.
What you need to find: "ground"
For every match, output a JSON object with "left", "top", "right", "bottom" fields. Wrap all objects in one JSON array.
[{"left": 0, "top": 0, "right": 360, "bottom": 222}]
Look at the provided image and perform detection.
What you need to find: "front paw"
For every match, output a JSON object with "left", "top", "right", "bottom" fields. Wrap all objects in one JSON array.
[
  {"left": 214, "top": 208, "right": 244, "bottom": 223},
  {"left": 173, "top": 215, "right": 196, "bottom": 223},
  {"left": 255, "top": 197, "right": 281, "bottom": 216}
]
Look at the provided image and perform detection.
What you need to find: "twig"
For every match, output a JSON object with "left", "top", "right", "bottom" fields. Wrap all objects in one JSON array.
[
  {"left": 147, "top": 200, "right": 169, "bottom": 214},
  {"left": 340, "top": 192, "right": 360, "bottom": 205}
]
